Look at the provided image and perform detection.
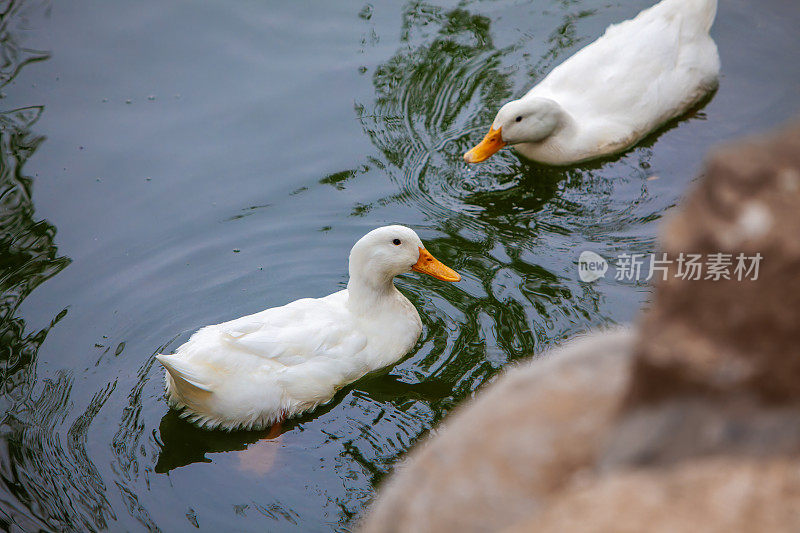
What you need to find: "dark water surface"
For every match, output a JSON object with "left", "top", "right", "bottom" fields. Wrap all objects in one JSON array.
[{"left": 1, "top": 0, "right": 798, "bottom": 530}]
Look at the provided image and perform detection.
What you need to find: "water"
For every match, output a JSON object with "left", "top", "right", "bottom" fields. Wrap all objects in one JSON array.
[{"left": 1, "top": 0, "right": 798, "bottom": 530}]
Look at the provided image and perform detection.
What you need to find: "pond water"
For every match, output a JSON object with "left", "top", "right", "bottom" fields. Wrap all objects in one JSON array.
[{"left": 1, "top": 0, "right": 798, "bottom": 530}]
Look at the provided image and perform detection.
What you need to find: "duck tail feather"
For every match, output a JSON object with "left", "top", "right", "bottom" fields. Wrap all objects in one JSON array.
[
  {"left": 155, "top": 354, "right": 213, "bottom": 393},
  {"left": 678, "top": 0, "right": 717, "bottom": 33}
]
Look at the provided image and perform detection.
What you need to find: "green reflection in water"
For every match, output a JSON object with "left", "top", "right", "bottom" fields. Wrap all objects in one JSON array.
[
  {"left": 0, "top": 4, "right": 114, "bottom": 531},
  {"left": 354, "top": 1, "right": 612, "bottom": 376},
  {"left": 0, "top": 73, "right": 105, "bottom": 533},
  {"left": 0, "top": 0, "right": 749, "bottom": 529}
]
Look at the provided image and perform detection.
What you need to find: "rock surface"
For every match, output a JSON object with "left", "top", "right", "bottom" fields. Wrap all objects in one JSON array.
[
  {"left": 506, "top": 458, "right": 800, "bottom": 533},
  {"left": 361, "top": 330, "right": 634, "bottom": 533},
  {"left": 360, "top": 121, "right": 800, "bottom": 532},
  {"left": 630, "top": 121, "right": 800, "bottom": 404}
]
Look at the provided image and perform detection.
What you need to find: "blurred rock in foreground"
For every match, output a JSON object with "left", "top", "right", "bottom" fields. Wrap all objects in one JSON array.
[{"left": 360, "top": 121, "right": 800, "bottom": 533}]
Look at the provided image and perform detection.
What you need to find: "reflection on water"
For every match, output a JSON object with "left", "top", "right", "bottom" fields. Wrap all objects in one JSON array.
[
  {"left": 0, "top": 0, "right": 795, "bottom": 530},
  {"left": 0, "top": 1, "right": 51, "bottom": 87},
  {"left": 0, "top": 0, "right": 659, "bottom": 530},
  {"left": 110, "top": 351, "right": 163, "bottom": 532},
  {"left": 353, "top": 1, "right": 631, "bottom": 394},
  {"left": 0, "top": 0, "right": 666, "bottom": 529},
  {"left": 0, "top": 94, "right": 92, "bottom": 530},
  {"left": 0, "top": 4, "right": 109, "bottom": 530},
  {"left": 356, "top": 2, "right": 510, "bottom": 218},
  {"left": 155, "top": 411, "right": 270, "bottom": 473},
  {"left": 154, "top": 370, "right": 453, "bottom": 474}
]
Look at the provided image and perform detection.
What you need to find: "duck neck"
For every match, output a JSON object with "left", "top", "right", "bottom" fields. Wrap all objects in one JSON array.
[
  {"left": 542, "top": 104, "right": 575, "bottom": 142},
  {"left": 346, "top": 274, "right": 400, "bottom": 317},
  {"left": 520, "top": 107, "right": 579, "bottom": 163}
]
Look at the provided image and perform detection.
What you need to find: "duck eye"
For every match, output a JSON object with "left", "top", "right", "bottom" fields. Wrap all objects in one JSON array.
[
  {"left": 392, "top": 239, "right": 402, "bottom": 245},
  {"left": 515, "top": 116, "right": 522, "bottom": 122}
]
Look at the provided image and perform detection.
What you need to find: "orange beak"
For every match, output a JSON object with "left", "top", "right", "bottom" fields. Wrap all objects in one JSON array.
[
  {"left": 412, "top": 247, "right": 461, "bottom": 282},
  {"left": 464, "top": 126, "right": 506, "bottom": 163}
]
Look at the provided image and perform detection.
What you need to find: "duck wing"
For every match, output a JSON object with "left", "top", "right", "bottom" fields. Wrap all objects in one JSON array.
[
  {"left": 215, "top": 297, "right": 368, "bottom": 366},
  {"left": 160, "top": 293, "right": 371, "bottom": 407},
  {"left": 214, "top": 297, "right": 370, "bottom": 404}
]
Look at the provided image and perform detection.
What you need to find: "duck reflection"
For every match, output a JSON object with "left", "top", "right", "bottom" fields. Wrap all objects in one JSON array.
[
  {"left": 154, "top": 410, "right": 275, "bottom": 473},
  {"left": 154, "top": 372, "right": 454, "bottom": 474}
]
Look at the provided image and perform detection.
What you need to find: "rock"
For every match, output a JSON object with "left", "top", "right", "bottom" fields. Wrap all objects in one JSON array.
[
  {"left": 600, "top": 397, "right": 800, "bottom": 470},
  {"left": 505, "top": 457, "right": 800, "bottom": 533},
  {"left": 360, "top": 329, "right": 634, "bottom": 533},
  {"left": 630, "top": 121, "right": 800, "bottom": 404}
]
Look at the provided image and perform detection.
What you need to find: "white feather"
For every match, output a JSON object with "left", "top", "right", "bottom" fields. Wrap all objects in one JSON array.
[
  {"left": 492, "top": 0, "right": 719, "bottom": 164},
  {"left": 156, "top": 226, "right": 457, "bottom": 431}
]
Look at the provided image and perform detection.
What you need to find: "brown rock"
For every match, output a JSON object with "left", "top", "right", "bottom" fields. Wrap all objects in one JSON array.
[
  {"left": 600, "top": 396, "right": 800, "bottom": 469},
  {"left": 360, "top": 329, "right": 634, "bottom": 533},
  {"left": 630, "top": 122, "right": 800, "bottom": 404},
  {"left": 505, "top": 457, "right": 800, "bottom": 533}
]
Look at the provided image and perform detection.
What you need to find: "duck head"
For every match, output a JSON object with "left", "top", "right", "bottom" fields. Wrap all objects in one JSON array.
[
  {"left": 464, "top": 97, "right": 564, "bottom": 163},
  {"left": 348, "top": 226, "right": 461, "bottom": 290}
]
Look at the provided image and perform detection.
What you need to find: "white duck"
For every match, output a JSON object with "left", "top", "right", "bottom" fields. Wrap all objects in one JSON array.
[
  {"left": 156, "top": 226, "right": 460, "bottom": 431},
  {"left": 464, "top": 0, "right": 720, "bottom": 165}
]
